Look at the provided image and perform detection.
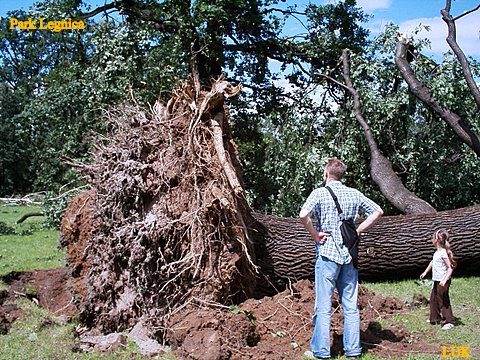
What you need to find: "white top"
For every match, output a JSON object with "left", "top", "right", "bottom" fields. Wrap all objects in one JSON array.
[{"left": 432, "top": 248, "right": 448, "bottom": 281}]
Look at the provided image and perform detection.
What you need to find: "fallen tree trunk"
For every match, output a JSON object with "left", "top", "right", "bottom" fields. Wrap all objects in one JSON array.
[
  {"left": 252, "top": 205, "right": 480, "bottom": 289},
  {"left": 63, "top": 192, "right": 480, "bottom": 305}
]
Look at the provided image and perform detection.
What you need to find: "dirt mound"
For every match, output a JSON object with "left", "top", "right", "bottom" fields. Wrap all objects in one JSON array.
[
  {"left": 0, "top": 268, "right": 76, "bottom": 335},
  {"left": 0, "top": 289, "right": 22, "bottom": 335},
  {"left": 168, "top": 279, "right": 436, "bottom": 359},
  {"left": 2, "top": 268, "right": 77, "bottom": 318}
]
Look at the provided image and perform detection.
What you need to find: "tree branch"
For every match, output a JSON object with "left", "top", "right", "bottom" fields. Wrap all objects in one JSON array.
[
  {"left": 441, "top": 2, "right": 480, "bottom": 109},
  {"left": 453, "top": 4, "right": 480, "bottom": 21},
  {"left": 79, "top": 1, "right": 177, "bottom": 32},
  {"left": 317, "top": 74, "right": 349, "bottom": 91},
  {"left": 321, "top": 49, "right": 436, "bottom": 214},
  {"left": 395, "top": 38, "right": 480, "bottom": 157},
  {"left": 341, "top": 49, "right": 379, "bottom": 153},
  {"left": 79, "top": 2, "right": 118, "bottom": 19},
  {"left": 261, "top": 8, "right": 307, "bottom": 16},
  {"left": 17, "top": 212, "right": 44, "bottom": 224}
]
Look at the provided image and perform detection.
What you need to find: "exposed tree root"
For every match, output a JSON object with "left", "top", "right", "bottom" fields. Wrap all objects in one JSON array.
[{"left": 61, "top": 77, "right": 255, "bottom": 337}]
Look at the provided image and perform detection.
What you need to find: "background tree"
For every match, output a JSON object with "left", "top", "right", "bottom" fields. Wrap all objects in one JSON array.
[
  {"left": 0, "top": 0, "right": 371, "bottom": 209},
  {"left": 1, "top": 0, "right": 479, "bottom": 219}
]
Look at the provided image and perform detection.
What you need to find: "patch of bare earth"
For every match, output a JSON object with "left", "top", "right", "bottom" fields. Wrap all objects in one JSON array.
[
  {"left": 168, "top": 279, "right": 438, "bottom": 359},
  {"left": 0, "top": 288, "right": 22, "bottom": 334},
  {"left": 0, "top": 268, "right": 77, "bottom": 335}
]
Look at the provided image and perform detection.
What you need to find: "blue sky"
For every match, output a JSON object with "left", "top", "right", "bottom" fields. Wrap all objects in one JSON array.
[{"left": 1, "top": 0, "right": 479, "bottom": 57}]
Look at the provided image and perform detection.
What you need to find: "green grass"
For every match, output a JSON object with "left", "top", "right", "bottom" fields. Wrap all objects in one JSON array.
[
  {"left": 364, "top": 277, "right": 480, "bottom": 360},
  {"left": 0, "top": 298, "right": 176, "bottom": 360},
  {"left": 0, "top": 205, "right": 65, "bottom": 277},
  {"left": 362, "top": 279, "right": 431, "bottom": 305},
  {"left": 363, "top": 277, "right": 480, "bottom": 308}
]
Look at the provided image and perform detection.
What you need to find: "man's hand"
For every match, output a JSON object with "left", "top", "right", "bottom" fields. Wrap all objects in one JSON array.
[
  {"left": 314, "top": 232, "right": 330, "bottom": 244},
  {"left": 419, "top": 272, "right": 427, "bottom": 280},
  {"left": 356, "top": 209, "right": 383, "bottom": 234},
  {"left": 439, "top": 280, "right": 447, "bottom": 287}
]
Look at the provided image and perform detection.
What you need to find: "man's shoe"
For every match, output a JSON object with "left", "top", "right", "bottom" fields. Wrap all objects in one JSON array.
[{"left": 303, "top": 350, "right": 330, "bottom": 359}]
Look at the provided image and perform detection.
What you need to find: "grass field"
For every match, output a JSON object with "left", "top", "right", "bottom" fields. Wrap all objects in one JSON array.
[
  {"left": 1, "top": 205, "right": 479, "bottom": 359},
  {"left": 0, "top": 205, "right": 64, "bottom": 276},
  {"left": 363, "top": 278, "right": 480, "bottom": 360}
]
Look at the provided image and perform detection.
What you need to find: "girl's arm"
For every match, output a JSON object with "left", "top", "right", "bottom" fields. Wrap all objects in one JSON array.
[
  {"left": 440, "top": 257, "right": 453, "bottom": 286},
  {"left": 420, "top": 261, "right": 432, "bottom": 279}
]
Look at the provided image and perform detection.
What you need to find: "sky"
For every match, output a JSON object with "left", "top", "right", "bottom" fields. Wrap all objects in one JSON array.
[
  {"left": 1, "top": 0, "right": 479, "bottom": 57},
  {"left": 354, "top": 0, "right": 480, "bottom": 57}
]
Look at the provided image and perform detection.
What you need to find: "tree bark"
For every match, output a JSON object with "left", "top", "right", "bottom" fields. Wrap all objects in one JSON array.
[
  {"left": 320, "top": 49, "right": 436, "bottom": 214},
  {"left": 395, "top": 39, "right": 480, "bottom": 157},
  {"left": 441, "top": 1, "right": 480, "bottom": 109},
  {"left": 251, "top": 205, "right": 480, "bottom": 291}
]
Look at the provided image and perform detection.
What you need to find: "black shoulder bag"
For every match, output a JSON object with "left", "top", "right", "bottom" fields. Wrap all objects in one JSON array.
[{"left": 325, "top": 186, "right": 360, "bottom": 268}]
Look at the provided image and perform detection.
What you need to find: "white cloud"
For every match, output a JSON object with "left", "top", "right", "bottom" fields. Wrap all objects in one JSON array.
[
  {"left": 366, "top": 18, "right": 392, "bottom": 35},
  {"left": 323, "top": 0, "right": 391, "bottom": 11},
  {"left": 356, "top": 0, "right": 391, "bottom": 11},
  {"left": 398, "top": 12, "right": 480, "bottom": 57}
]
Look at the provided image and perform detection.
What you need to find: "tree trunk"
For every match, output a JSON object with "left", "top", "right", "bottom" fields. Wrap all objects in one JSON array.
[{"left": 251, "top": 205, "right": 480, "bottom": 292}]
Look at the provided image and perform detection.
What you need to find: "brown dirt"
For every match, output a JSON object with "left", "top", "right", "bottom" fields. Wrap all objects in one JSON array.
[
  {"left": 60, "top": 190, "right": 94, "bottom": 319},
  {"left": 0, "top": 288, "right": 22, "bottom": 334},
  {"left": 167, "top": 279, "right": 438, "bottom": 359},
  {"left": 1, "top": 268, "right": 77, "bottom": 319}
]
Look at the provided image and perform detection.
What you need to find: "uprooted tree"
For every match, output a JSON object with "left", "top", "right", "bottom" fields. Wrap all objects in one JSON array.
[
  {"left": 54, "top": 0, "right": 480, "bottom": 342},
  {"left": 61, "top": 78, "right": 261, "bottom": 334},
  {"left": 61, "top": 77, "right": 480, "bottom": 338}
]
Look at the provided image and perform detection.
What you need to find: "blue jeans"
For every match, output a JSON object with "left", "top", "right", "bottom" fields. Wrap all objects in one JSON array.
[{"left": 311, "top": 255, "right": 361, "bottom": 358}]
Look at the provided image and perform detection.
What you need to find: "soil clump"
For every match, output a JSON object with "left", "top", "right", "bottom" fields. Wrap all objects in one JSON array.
[{"left": 168, "top": 279, "right": 437, "bottom": 359}]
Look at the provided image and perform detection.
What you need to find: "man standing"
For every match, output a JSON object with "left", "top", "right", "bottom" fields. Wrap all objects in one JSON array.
[{"left": 300, "top": 158, "right": 383, "bottom": 359}]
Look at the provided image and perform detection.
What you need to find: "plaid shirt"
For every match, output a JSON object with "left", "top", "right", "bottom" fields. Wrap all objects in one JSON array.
[{"left": 301, "top": 180, "right": 381, "bottom": 265}]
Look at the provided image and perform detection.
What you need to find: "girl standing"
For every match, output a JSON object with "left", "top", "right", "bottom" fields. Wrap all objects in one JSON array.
[{"left": 420, "top": 229, "right": 457, "bottom": 330}]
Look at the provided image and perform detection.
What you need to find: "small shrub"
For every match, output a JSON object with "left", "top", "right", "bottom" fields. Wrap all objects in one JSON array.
[
  {"left": 229, "top": 305, "right": 256, "bottom": 322},
  {"left": 43, "top": 187, "right": 87, "bottom": 228},
  {"left": 0, "top": 221, "right": 16, "bottom": 235}
]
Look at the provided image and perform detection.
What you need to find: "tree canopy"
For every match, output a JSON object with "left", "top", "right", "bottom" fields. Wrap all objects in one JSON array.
[{"left": 1, "top": 0, "right": 479, "bottom": 218}]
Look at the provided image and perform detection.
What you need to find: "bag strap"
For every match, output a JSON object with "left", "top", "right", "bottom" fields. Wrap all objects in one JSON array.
[{"left": 325, "top": 186, "right": 345, "bottom": 220}]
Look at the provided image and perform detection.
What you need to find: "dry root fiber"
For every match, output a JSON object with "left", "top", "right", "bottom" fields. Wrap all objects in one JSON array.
[{"left": 61, "top": 78, "right": 256, "bottom": 337}]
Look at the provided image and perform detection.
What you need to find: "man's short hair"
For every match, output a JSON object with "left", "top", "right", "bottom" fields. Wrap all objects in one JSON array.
[{"left": 326, "top": 158, "right": 347, "bottom": 180}]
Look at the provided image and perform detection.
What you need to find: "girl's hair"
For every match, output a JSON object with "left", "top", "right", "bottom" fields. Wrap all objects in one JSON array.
[{"left": 434, "top": 229, "right": 457, "bottom": 269}]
